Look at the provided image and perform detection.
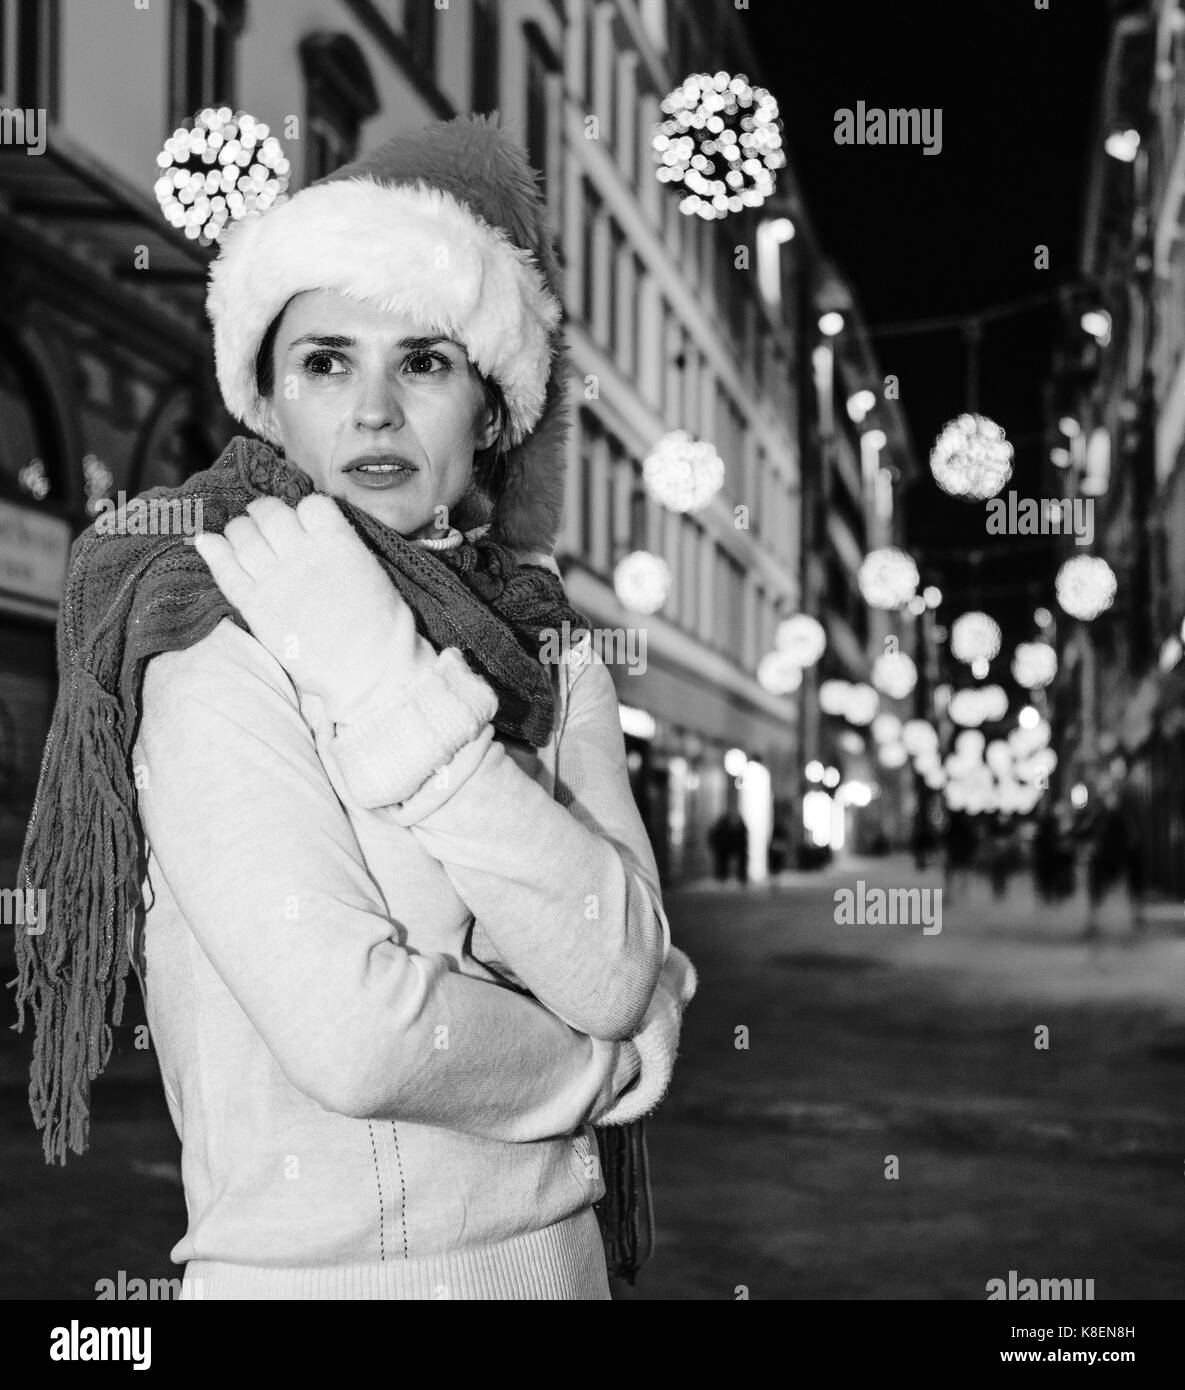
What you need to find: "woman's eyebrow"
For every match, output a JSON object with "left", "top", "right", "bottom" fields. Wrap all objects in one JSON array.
[{"left": 285, "top": 333, "right": 462, "bottom": 351}]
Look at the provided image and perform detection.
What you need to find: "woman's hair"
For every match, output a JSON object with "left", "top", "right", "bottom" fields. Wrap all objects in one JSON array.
[{"left": 254, "top": 312, "right": 511, "bottom": 509}]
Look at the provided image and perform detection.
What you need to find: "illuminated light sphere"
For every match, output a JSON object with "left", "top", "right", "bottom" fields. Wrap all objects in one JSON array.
[
  {"left": 775, "top": 614, "right": 827, "bottom": 667},
  {"left": 923, "top": 766, "right": 946, "bottom": 790},
  {"left": 838, "top": 730, "right": 865, "bottom": 754},
  {"left": 818, "top": 679, "right": 852, "bottom": 716},
  {"left": 653, "top": 71, "right": 784, "bottom": 218},
  {"left": 948, "top": 689, "right": 984, "bottom": 727},
  {"left": 955, "top": 729, "right": 986, "bottom": 759},
  {"left": 757, "top": 649, "right": 805, "bottom": 696},
  {"left": 1055, "top": 555, "right": 1117, "bottom": 621},
  {"left": 613, "top": 550, "right": 671, "bottom": 614},
  {"left": 847, "top": 389, "right": 877, "bottom": 424},
  {"left": 924, "top": 586, "right": 943, "bottom": 609},
  {"left": 908, "top": 594, "right": 927, "bottom": 616},
  {"left": 970, "top": 656, "right": 990, "bottom": 680},
  {"left": 842, "top": 780, "right": 873, "bottom": 807},
  {"left": 878, "top": 741, "right": 909, "bottom": 770},
  {"left": 822, "top": 765, "right": 841, "bottom": 789},
  {"left": 858, "top": 547, "right": 919, "bottom": 610},
  {"left": 1050, "top": 447, "right": 1071, "bottom": 468},
  {"left": 724, "top": 747, "right": 748, "bottom": 776},
  {"left": 155, "top": 108, "right": 289, "bottom": 246},
  {"left": 902, "top": 719, "right": 939, "bottom": 756},
  {"left": 871, "top": 713, "right": 902, "bottom": 745},
  {"left": 818, "top": 311, "right": 845, "bottom": 337},
  {"left": 1018, "top": 704, "right": 1040, "bottom": 730},
  {"left": 985, "top": 740, "right": 1012, "bottom": 776},
  {"left": 871, "top": 650, "right": 918, "bottom": 700},
  {"left": 981, "top": 685, "right": 1009, "bottom": 722},
  {"left": 1012, "top": 641, "right": 1058, "bottom": 690},
  {"left": 929, "top": 413, "right": 1014, "bottom": 500},
  {"left": 642, "top": 429, "right": 726, "bottom": 512},
  {"left": 805, "top": 759, "right": 825, "bottom": 782},
  {"left": 950, "top": 611, "right": 1002, "bottom": 665},
  {"left": 844, "top": 683, "right": 879, "bottom": 727}
]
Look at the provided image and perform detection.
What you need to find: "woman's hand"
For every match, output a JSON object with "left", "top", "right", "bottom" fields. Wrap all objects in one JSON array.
[
  {"left": 592, "top": 945, "right": 698, "bottom": 1126},
  {"left": 193, "top": 494, "right": 432, "bottom": 721}
]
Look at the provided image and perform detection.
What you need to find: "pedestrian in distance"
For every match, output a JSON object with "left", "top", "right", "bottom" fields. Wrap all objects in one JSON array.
[{"left": 14, "top": 115, "right": 697, "bottom": 1300}]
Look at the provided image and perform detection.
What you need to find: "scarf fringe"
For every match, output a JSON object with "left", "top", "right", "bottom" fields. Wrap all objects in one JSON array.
[
  {"left": 14, "top": 666, "right": 139, "bottom": 1165},
  {"left": 593, "top": 1120, "right": 654, "bottom": 1285}
]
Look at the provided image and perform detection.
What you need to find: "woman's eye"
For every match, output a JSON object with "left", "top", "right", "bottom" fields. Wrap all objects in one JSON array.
[
  {"left": 405, "top": 350, "right": 452, "bottom": 375},
  {"left": 301, "top": 351, "right": 346, "bottom": 376}
]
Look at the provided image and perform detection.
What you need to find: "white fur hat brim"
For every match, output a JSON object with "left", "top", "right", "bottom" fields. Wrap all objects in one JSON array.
[{"left": 206, "top": 176, "right": 562, "bottom": 448}]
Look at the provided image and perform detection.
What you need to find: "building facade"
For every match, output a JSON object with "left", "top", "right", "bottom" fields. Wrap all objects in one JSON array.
[{"left": 1048, "top": 0, "right": 1185, "bottom": 897}]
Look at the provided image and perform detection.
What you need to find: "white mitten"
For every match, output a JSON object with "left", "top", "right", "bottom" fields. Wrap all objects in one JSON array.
[
  {"left": 593, "top": 945, "right": 698, "bottom": 1126},
  {"left": 193, "top": 493, "right": 434, "bottom": 721}
]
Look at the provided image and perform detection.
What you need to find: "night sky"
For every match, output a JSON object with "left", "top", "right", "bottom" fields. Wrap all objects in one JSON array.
[{"left": 748, "top": 0, "right": 1114, "bottom": 640}]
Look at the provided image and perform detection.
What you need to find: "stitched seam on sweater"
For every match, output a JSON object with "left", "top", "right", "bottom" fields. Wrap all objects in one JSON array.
[
  {"left": 367, "top": 1121, "right": 386, "bottom": 1262},
  {"left": 390, "top": 1122, "right": 409, "bottom": 1260}
]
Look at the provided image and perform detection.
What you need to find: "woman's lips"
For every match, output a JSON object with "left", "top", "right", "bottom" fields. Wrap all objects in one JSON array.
[{"left": 343, "top": 455, "right": 418, "bottom": 490}]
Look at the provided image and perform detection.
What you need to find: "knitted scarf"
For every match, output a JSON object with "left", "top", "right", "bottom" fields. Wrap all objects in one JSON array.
[{"left": 12, "top": 434, "right": 650, "bottom": 1282}]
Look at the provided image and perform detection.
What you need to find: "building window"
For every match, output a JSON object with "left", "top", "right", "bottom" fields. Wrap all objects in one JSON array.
[
  {"left": 608, "top": 220, "right": 626, "bottom": 359},
  {"left": 524, "top": 22, "right": 560, "bottom": 207},
  {"left": 579, "top": 412, "right": 595, "bottom": 562},
  {"left": 299, "top": 33, "right": 379, "bottom": 183},
  {"left": 404, "top": 0, "right": 436, "bottom": 77},
  {"left": 169, "top": 0, "right": 244, "bottom": 127},
  {"left": 0, "top": 345, "right": 60, "bottom": 505},
  {"left": 2, "top": 0, "right": 59, "bottom": 111},
  {"left": 581, "top": 178, "right": 602, "bottom": 333},
  {"left": 473, "top": 0, "right": 499, "bottom": 114}
]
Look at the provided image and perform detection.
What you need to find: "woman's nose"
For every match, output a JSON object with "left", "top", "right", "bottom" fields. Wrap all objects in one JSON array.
[{"left": 353, "top": 372, "right": 406, "bottom": 432}]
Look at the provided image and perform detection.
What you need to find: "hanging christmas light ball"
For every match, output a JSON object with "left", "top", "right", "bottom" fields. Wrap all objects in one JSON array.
[
  {"left": 878, "top": 741, "right": 909, "bottom": 770},
  {"left": 845, "top": 684, "right": 880, "bottom": 726},
  {"left": 757, "top": 650, "right": 805, "bottom": 696},
  {"left": 818, "top": 679, "right": 852, "bottom": 716},
  {"left": 980, "top": 685, "right": 1009, "bottom": 722},
  {"left": 652, "top": 71, "right": 785, "bottom": 219},
  {"left": 641, "top": 429, "right": 725, "bottom": 512},
  {"left": 902, "top": 719, "right": 939, "bottom": 756},
  {"left": 858, "top": 547, "right": 919, "bottom": 611},
  {"left": 871, "top": 713, "right": 902, "bottom": 745},
  {"left": 950, "top": 611, "right": 1002, "bottom": 665},
  {"left": 929, "top": 413, "right": 1014, "bottom": 500},
  {"left": 1011, "top": 642, "right": 1058, "bottom": 690},
  {"left": 613, "top": 550, "right": 671, "bottom": 614},
  {"left": 775, "top": 614, "right": 827, "bottom": 667},
  {"left": 1055, "top": 555, "right": 1117, "bottom": 621},
  {"left": 871, "top": 650, "right": 918, "bottom": 700},
  {"left": 155, "top": 107, "right": 290, "bottom": 245}
]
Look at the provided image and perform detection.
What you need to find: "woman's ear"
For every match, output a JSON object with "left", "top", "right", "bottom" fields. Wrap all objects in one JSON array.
[{"left": 475, "top": 393, "right": 501, "bottom": 453}]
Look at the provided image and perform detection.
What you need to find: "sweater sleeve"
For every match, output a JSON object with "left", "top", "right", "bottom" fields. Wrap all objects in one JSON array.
[
  {"left": 354, "top": 650, "right": 669, "bottom": 1040},
  {"left": 132, "top": 617, "right": 639, "bottom": 1142}
]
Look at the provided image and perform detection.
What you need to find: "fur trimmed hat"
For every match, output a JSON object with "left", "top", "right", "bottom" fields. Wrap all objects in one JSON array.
[{"left": 206, "top": 113, "right": 571, "bottom": 553}]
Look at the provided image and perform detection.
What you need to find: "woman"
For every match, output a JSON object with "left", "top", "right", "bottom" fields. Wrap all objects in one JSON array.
[{"left": 15, "top": 115, "right": 696, "bottom": 1299}]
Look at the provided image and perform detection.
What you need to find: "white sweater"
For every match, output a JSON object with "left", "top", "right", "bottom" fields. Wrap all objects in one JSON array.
[{"left": 130, "top": 618, "right": 668, "bottom": 1299}]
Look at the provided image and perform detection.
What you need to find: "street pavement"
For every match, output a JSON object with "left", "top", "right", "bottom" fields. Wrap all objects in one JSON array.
[
  {"left": 2, "top": 855, "right": 1183, "bottom": 1300},
  {"left": 616, "top": 856, "right": 1185, "bottom": 1300}
]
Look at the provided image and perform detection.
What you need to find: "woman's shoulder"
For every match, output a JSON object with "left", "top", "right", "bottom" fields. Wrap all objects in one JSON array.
[{"left": 140, "top": 616, "right": 300, "bottom": 718}]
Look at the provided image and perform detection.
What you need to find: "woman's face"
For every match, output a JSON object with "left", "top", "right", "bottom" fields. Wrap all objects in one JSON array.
[{"left": 267, "top": 289, "right": 499, "bottom": 537}]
